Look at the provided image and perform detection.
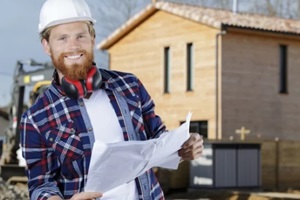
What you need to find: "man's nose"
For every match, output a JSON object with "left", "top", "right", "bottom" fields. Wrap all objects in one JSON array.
[{"left": 68, "top": 38, "right": 80, "bottom": 50}]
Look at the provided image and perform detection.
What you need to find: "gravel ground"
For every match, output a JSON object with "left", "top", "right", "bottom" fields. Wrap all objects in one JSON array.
[
  {"left": 1, "top": 179, "right": 299, "bottom": 200},
  {"left": 0, "top": 178, "right": 29, "bottom": 200}
]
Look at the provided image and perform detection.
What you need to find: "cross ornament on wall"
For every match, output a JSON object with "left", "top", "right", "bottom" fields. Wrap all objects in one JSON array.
[{"left": 235, "top": 126, "right": 251, "bottom": 141}]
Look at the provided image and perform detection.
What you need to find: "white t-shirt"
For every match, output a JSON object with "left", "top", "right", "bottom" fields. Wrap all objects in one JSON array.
[{"left": 83, "top": 89, "right": 138, "bottom": 200}]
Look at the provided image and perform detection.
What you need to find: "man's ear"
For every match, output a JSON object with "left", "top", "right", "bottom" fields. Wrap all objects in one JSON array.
[
  {"left": 92, "top": 37, "right": 95, "bottom": 46},
  {"left": 42, "top": 39, "right": 51, "bottom": 56}
]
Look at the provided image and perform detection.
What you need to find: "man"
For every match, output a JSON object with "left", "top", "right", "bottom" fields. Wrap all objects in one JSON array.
[{"left": 20, "top": 0, "right": 203, "bottom": 199}]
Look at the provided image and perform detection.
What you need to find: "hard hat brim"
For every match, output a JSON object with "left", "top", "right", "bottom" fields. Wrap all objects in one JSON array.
[{"left": 38, "top": 17, "right": 96, "bottom": 33}]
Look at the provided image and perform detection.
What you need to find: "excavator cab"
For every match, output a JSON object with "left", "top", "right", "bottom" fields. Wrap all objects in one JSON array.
[{"left": 29, "top": 80, "right": 52, "bottom": 105}]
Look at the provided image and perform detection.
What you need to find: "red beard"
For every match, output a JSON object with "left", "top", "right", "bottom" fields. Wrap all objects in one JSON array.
[{"left": 51, "top": 49, "right": 94, "bottom": 80}]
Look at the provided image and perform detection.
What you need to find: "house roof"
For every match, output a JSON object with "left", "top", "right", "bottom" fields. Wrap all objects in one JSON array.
[{"left": 97, "top": 1, "right": 300, "bottom": 50}]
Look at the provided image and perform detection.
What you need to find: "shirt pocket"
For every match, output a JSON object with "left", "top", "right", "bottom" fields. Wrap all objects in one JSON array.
[{"left": 45, "top": 121, "right": 84, "bottom": 179}]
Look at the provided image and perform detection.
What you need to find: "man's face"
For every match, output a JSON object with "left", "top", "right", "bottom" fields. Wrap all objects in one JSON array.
[{"left": 42, "top": 21, "right": 95, "bottom": 80}]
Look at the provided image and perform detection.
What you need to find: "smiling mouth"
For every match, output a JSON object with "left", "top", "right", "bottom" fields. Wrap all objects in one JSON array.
[{"left": 65, "top": 54, "right": 83, "bottom": 59}]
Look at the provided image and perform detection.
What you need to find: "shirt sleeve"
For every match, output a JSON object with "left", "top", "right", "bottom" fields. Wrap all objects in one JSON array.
[
  {"left": 137, "top": 78, "right": 167, "bottom": 139},
  {"left": 20, "top": 113, "right": 63, "bottom": 200}
]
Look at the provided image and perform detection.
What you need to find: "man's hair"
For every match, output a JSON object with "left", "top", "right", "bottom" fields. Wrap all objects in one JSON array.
[{"left": 40, "top": 21, "right": 96, "bottom": 42}]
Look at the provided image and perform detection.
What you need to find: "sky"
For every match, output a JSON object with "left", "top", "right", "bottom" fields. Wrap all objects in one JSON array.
[{"left": 0, "top": 1, "right": 46, "bottom": 106}]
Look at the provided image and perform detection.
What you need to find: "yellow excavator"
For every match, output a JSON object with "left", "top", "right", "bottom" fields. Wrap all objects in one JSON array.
[
  {"left": 0, "top": 59, "right": 53, "bottom": 182},
  {"left": 29, "top": 80, "right": 52, "bottom": 105}
]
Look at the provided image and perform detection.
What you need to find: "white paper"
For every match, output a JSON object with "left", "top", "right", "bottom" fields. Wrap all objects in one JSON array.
[{"left": 85, "top": 112, "right": 192, "bottom": 193}]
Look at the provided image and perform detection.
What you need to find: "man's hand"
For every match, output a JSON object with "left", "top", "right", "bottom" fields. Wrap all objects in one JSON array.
[
  {"left": 70, "top": 192, "right": 103, "bottom": 200},
  {"left": 178, "top": 133, "right": 203, "bottom": 161}
]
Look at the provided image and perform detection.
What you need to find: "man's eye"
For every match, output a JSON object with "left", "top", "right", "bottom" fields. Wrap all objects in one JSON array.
[{"left": 59, "top": 37, "right": 66, "bottom": 41}]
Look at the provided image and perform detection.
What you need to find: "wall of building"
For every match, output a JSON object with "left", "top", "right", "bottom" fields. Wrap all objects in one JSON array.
[
  {"left": 261, "top": 140, "right": 300, "bottom": 190},
  {"left": 108, "top": 11, "right": 219, "bottom": 139},
  {"left": 221, "top": 30, "right": 300, "bottom": 140}
]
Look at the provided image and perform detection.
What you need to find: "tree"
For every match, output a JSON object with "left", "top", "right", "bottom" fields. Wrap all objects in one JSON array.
[
  {"left": 88, "top": 0, "right": 149, "bottom": 39},
  {"left": 86, "top": 0, "right": 150, "bottom": 68}
]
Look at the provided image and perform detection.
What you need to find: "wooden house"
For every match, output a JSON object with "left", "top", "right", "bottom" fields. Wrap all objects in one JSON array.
[
  {"left": 97, "top": 1, "right": 300, "bottom": 141},
  {"left": 97, "top": 1, "right": 300, "bottom": 190}
]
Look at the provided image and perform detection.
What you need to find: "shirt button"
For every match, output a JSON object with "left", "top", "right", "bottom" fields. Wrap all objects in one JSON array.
[
  {"left": 49, "top": 138, "right": 53, "bottom": 142},
  {"left": 88, "top": 127, "right": 93, "bottom": 131}
]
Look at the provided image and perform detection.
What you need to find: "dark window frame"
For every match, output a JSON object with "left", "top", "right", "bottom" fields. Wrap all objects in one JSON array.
[
  {"left": 164, "top": 46, "right": 170, "bottom": 93},
  {"left": 279, "top": 44, "right": 288, "bottom": 94},
  {"left": 187, "top": 43, "right": 194, "bottom": 91},
  {"left": 181, "top": 120, "right": 208, "bottom": 138}
]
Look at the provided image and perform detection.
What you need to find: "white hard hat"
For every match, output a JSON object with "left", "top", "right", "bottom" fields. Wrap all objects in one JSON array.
[{"left": 38, "top": 0, "right": 96, "bottom": 33}]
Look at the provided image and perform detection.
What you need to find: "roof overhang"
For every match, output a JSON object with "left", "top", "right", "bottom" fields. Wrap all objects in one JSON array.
[
  {"left": 97, "top": 4, "right": 158, "bottom": 50},
  {"left": 97, "top": 2, "right": 300, "bottom": 50},
  {"left": 222, "top": 23, "right": 300, "bottom": 37}
]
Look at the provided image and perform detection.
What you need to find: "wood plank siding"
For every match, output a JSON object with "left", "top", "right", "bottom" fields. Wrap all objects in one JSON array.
[
  {"left": 222, "top": 29, "right": 300, "bottom": 140},
  {"left": 108, "top": 11, "right": 219, "bottom": 139}
]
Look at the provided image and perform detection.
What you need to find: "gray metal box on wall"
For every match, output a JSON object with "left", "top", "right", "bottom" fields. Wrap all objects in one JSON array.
[{"left": 190, "top": 142, "right": 261, "bottom": 188}]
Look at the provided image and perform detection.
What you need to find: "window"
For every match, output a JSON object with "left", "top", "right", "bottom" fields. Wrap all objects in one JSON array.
[
  {"left": 279, "top": 45, "right": 288, "bottom": 94},
  {"left": 187, "top": 43, "right": 193, "bottom": 91},
  {"left": 164, "top": 47, "right": 170, "bottom": 93},
  {"left": 181, "top": 120, "right": 208, "bottom": 138}
]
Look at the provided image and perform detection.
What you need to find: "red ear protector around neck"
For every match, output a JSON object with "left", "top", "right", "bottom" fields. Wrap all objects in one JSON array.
[{"left": 61, "top": 66, "right": 102, "bottom": 99}]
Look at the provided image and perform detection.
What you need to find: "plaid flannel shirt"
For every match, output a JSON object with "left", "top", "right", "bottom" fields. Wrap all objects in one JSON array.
[{"left": 20, "top": 68, "right": 166, "bottom": 200}]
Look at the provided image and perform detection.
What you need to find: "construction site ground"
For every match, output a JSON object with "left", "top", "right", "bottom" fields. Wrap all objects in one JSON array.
[{"left": 165, "top": 189, "right": 300, "bottom": 200}]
